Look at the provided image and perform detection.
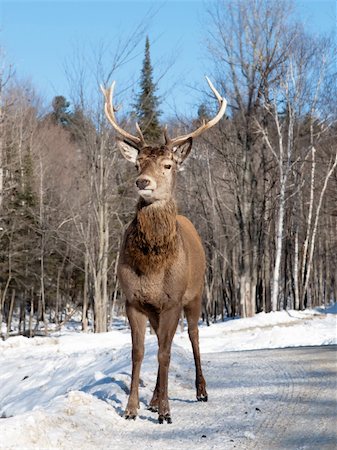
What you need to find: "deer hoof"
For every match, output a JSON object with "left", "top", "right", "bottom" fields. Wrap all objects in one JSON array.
[
  {"left": 124, "top": 412, "right": 137, "bottom": 420},
  {"left": 197, "top": 394, "right": 208, "bottom": 402},
  {"left": 158, "top": 413, "right": 172, "bottom": 424},
  {"left": 148, "top": 405, "right": 159, "bottom": 412}
]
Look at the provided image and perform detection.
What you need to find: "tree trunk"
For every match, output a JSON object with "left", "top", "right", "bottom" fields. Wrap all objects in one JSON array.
[
  {"left": 82, "top": 249, "right": 89, "bottom": 332},
  {"left": 271, "top": 179, "right": 286, "bottom": 311},
  {"left": 6, "top": 289, "right": 15, "bottom": 339},
  {"left": 29, "top": 289, "right": 34, "bottom": 338},
  {"left": 301, "top": 152, "right": 337, "bottom": 307},
  {"left": 293, "top": 225, "right": 300, "bottom": 310}
]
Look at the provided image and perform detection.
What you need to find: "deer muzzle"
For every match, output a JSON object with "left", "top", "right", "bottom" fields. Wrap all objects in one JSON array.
[{"left": 136, "top": 178, "right": 151, "bottom": 190}]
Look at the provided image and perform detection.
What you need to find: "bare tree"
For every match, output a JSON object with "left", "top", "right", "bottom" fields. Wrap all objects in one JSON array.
[
  {"left": 203, "top": 0, "right": 337, "bottom": 316},
  {"left": 205, "top": 0, "right": 297, "bottom": 316},
  {"left": 0, "top": 48, "right": 14, "bottom": 210},
  {"left": 63, "top": 29, "right": 149, "bottom": 332}
]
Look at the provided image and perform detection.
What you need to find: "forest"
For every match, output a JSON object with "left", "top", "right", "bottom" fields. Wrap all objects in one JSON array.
[{"left": 0, "top": 0, "right": 336, "bottom": 336}]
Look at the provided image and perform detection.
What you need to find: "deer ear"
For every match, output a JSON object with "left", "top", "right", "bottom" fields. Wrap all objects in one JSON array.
[
  {"left": 116, "top": 138, "right": 139, "bottom": 163},
  {"left": 172, "top": 137, "right": 193, "bottom": 165}
]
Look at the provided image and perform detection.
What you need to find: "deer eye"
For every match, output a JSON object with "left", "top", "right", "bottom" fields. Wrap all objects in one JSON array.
[{"left": 164, "top": 163, "right": 172, "bottom": 170}]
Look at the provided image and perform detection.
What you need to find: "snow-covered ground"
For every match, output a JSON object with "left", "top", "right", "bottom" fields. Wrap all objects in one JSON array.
[{"left": 0, "top": 305, "right": 336, "bottom": 449}]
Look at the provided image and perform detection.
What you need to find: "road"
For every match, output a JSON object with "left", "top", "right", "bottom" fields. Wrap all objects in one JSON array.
[
  {"left": 1, "top": 344, "right": 336, "bottom": 449},
  {"left": 122, "top": 345, "right": 337, "bottom": 450},
  {"left": 197, "top": 345, "right": 337, "bottom": 449}
]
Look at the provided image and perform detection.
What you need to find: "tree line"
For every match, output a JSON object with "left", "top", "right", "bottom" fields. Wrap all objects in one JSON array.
[{"left": 0, "top": 0, "right": 336, "bottom": 337}]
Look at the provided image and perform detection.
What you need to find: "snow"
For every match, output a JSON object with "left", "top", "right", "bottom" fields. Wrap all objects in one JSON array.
[{"left": 0, "top": 305, "right": 336, "bottom": 449}]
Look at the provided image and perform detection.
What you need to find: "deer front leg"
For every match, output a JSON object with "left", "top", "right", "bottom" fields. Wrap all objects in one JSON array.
[
  {"left": 156, "top": 306, "right": 181, "bottom": 424},
  {"left": 124, "top": 303, "right": 147, "bottom": 420}
]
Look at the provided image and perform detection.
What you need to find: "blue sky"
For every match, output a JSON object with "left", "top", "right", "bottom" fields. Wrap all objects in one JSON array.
[{"left": 0, "top": 0, "right": 336, "bottom": 118}]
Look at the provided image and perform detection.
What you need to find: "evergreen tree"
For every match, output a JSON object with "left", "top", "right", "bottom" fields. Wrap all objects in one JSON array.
[
  {"left": 197, "top": 103, "right": 211, "bottom": 122},
  {"left": 133, "top": 36, "right": 162, "bottom": 142},
  {"left": 51, "top": 96, "right": 71, "bottom": 127}
]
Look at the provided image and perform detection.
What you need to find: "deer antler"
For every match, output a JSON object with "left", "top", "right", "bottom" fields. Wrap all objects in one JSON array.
[
  {"left": 167, "top": 77, "right": 227, "bottom": 147},
  {"left": 100, "top": 81, "right": 145, "bottom": 147}
]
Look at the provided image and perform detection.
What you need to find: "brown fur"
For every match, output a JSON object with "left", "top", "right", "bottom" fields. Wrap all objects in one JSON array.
[
  {"left": 124, "top": 199, "right": 178, "bottom": 275},
  {"left": 116, "top": 141, "right": 207, "bottom": 424}
]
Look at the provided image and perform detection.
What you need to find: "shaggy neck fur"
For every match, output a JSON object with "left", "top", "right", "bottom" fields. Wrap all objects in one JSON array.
[{"left": 126, "top": 199, "right": 178, "bottom": 274}]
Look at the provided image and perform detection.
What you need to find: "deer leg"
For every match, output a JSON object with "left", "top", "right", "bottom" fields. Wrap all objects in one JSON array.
[
  {"left": 147, "top": 313, "right": 160, "bottom": 412},
  {"left": 148, "top": 366, "right": 160, "bottom": 412},
  {"left": 156, "top": 306, "right": 181, "bottom": 424},
  {"left": 184, "top": 302, "right": 208, "bottom": 402},
  {"left": 124, "top": 303, "right": 147, "bottom": 420}
]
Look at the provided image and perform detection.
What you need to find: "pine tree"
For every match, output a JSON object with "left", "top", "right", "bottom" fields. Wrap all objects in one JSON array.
[
  {"left": 133, "top": 36, "right": 161, "bottom": 143},
  {"left": 51, "top": 96, "right": 71, "bottom": 127}
]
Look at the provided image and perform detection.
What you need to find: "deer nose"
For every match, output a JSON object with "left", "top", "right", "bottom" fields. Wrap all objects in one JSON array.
[{"left": 136, "top": 177, "right": 151, "bottom": 190}]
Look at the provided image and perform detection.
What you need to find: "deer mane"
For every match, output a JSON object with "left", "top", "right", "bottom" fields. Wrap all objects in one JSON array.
[{"left": 125, "top": 199, "right": 178, "bottom": 274}]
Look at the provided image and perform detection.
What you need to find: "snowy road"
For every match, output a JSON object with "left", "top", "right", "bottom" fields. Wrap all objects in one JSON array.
[
  {"left": 108, "top": 345, "right": 337, "bottom": 450},
  {"left": 1, "top": 310, "right": 336, "bottom": 450},
  {"left": 3, "top": 344, "right": 336, "bottom": 450},
  {"left": 198, "top": 345, "right": 337, "bottom": 449}
]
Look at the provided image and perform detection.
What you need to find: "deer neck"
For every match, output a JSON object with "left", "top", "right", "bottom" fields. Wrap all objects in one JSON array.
[
  {"left": 126, "top": 199, "right": 179, "bottom": 274},
  {"left": 136, "top": 198, "right": 177, "bottom": 245}
]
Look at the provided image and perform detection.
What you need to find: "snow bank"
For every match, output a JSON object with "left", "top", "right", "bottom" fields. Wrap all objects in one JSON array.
[{"left": 175, "top": 307, "right": 337, "bottom": 353}]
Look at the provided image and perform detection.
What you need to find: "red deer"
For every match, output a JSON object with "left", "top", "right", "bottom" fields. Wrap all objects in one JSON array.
[{"left": 101, "top": 78, "right": 227, "bottom": 424}]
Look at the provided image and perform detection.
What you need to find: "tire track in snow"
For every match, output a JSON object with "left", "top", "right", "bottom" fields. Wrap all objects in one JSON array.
[{"left": 201, "top": 346, "right": 337, "bottom": 450}]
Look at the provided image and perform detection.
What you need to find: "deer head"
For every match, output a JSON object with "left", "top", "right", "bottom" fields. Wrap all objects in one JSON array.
[{"left": 101, "top": 78, "right": 227, "bottom": 204}]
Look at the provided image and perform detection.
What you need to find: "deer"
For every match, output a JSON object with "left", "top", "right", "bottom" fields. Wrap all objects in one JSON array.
[{"left": 101, "top": 77, "right": 227, "bottom": 424}]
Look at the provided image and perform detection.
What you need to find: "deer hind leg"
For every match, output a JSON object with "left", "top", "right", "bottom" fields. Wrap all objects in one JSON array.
[
  {"left": 184, "top": 302, "right": 208, "bottom": 402},
  {"left": 124, "top": 303, "right": 147, "bottom": 420},
  {"left": 148, "top": 366, "right": 160, "bottom": 412},
  {"left": 147, "top": 313, "right": 160, "bottom": 412},
  {"left": 155, "top": 306, "right": 181, "bottom": 424}
]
